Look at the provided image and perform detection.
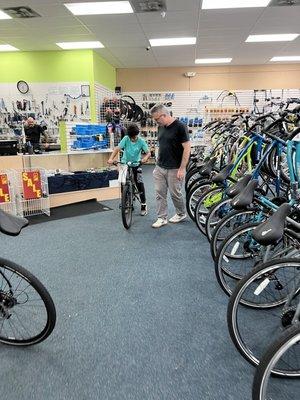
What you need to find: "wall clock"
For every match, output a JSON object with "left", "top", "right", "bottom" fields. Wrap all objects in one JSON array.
[{"left": 17, "top": 80, "right": 29, "bottom": 94}]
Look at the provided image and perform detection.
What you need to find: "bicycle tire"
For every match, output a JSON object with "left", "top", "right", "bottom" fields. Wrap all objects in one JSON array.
[
  {"left": 252, "top": 324, "right": 300, "bottom": 400},
  {"left": 0, "top": 258, "right": 56, "bottom": 346},
  {"left": 214, "top": 222, "right": 261, "bottom": 296},
  {"left": 186, "top": 180, "right": 211, "bottom": 221},
  {"left": 227, "top": 259, "right": 300, "bottom": 371},
  {"left": 195, "top": 186, "right": 224, "bottom": 235},
  {"left": 121, "top": 183, "right": 133, "bottom": 229},
  {"left": 204, "top": 197, "right": 232, "bottom": 242}
]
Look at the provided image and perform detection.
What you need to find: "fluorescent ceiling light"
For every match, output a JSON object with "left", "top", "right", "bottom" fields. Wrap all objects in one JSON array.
[
  {"left": 271, "top": 56, "right": 300, "bottom": 62},
  {"left": 149, "top": 37, "right": 196, "bottom": 47},
  {"left": 64, "top": 1, "right": 133, "bottom": 15},
  {"left": 195, "top": 58, "right": 232, "bottom": 64},
  {"left": 56, "top": 41, "right": 104, "bottom": 49},
  {"left": 0, "top": 10, "right": 12, "bottom": 19},
  {"left": 202, "top": 0, "right": 271, "bottom": 9},
  {"left": 0, "top": 45, "right": 19, "bottom": 52},
  {"left": 246, "top": 34, "right": 299, "bottom": 42}
]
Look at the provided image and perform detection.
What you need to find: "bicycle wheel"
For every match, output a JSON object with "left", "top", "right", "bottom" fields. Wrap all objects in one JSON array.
[
  {"left": 204, "top": 197, "right": 232, "bottom": 242},
  {"left": 194, "top": 186, "right": 226, "bottom": 235},
  {"left": 227, "top": 259, "right": 300, "bottom": 371},
  {"left": 186, "top": 180, "right": 211, "bottom": 221},
  {"left": 214, "top": 222, "right": 262, "bottom": 296},
  {"left": 0, "top": 258, "right": 56, "bottom": 346},
  {"left": 121, "top": 183, "right": 133, "bottom": 229},
  {"left": 252, "top": 324, "right": 300, "bottom": 400},
  {"left": 210, "top": 209, "right": 262, "bottom": 260}
]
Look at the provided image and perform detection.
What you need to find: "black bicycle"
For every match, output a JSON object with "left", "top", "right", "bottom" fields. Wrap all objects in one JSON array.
[
  {"left": 118, "top": 162, "right": 142, "bottom": 229},
  {"left": 0, "top": 209, "right": 56, "bottom": 346}
]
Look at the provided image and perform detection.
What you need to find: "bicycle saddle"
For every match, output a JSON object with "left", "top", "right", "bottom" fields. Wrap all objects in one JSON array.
[
  {"left": 211, "top": 164, "right": 234, "bottom": 184},
  {"left": 226, "top": 175, "right": 252, "bottom": 198},
  {"left": 0, "top": 209, "right": 29, "bottom": 236},
  {"left": 199, "top": 156, "right": 217, "bottom": 178},
  {"left": 252, "top": 203, "right": 292, "bottom": 246},
  {"left": 231, "top": 180, "right": 259, "bottom": 210}
]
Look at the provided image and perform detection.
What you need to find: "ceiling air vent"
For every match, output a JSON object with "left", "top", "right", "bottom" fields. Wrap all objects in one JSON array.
[
  {"left": 3, "top": 6, "right": 41, "bottom": 18},
  {"left": 269, "top": 0, "right": 300, "bottom": 6},
  {"left": 130, "top": 0, "right": 167, "bottom": 13}
]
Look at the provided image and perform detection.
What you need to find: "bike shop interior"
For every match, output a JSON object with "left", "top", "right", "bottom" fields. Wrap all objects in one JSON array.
[{"left": 0, "top": 1, "right": 299, "bottom": 400}]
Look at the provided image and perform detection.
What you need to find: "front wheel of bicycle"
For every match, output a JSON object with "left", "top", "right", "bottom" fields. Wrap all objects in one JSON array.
[
  {"left": 121, "top": 183, "right": 133, "bottom": 229},
  {"left": 0, "top": 258, "right": 56, "bottom": 346}
]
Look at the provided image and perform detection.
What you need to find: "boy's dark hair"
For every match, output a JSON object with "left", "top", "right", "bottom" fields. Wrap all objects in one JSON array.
[{"left": 126, "top": 123, "right": 139, "bottom": 138}]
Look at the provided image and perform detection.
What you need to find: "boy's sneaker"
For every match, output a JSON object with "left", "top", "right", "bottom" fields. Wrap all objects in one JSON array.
[
  {"left": 140, "top": 204, "right": 148, "bottom": 216},
  {"left": 169, "top": 214, "right": 187, "bottom": 223},
  {"left": 152, "top": 218, "right": 168, "bottom": 228}
]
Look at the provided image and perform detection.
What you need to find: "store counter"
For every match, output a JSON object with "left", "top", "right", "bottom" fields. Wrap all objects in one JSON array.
[{"left": 0, "top": 150, "right": 120, "bottom": 207}]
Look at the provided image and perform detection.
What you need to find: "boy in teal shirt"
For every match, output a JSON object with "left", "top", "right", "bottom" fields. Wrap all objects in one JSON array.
[{"left": 108, "top": 123, "right": 151, "bottom": 216}]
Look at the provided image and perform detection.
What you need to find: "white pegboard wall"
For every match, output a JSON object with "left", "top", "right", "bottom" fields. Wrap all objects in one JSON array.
[
  {"left": 122, "top": 88, "right": 300, "bottom": 120},
  {"left": 94, "top": 82, "right": 116, "bottom": 123}
]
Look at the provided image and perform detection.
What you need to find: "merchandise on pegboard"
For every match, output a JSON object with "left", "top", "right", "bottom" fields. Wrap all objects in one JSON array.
[{"left": 71, "top": 124, "right": 110, "bottom": 151}]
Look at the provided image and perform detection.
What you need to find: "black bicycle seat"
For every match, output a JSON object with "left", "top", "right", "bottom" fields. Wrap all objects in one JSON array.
[
  {"left": 252, "top": 203, "right": 292, "bottom": 246},
  {"left": 231, "top": 180, "right": 259, "bottom": 210},
  {"left": 199, "top": 157, "right": 217, "bottom": 177},
  {"left": 0, "top": 209, "right": 29, "bottom": 236},
  {"left": 211, "top": 164, "right": 234, "bottom": 184},
  {"left": 226, "top": 175, "right": 252, "bottom": 198}
]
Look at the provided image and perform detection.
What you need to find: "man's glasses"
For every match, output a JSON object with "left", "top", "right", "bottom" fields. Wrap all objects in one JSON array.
[{"left": 153, "top": 114, "right": 165, "bottom": 122}]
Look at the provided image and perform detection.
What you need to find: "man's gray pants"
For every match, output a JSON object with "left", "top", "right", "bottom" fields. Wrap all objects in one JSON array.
[{"left": 153, "top": 165, "right": 186, "bottom": 219}]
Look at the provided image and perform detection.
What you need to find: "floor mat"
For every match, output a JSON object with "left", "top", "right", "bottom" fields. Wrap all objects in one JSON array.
[{"left": 27, "top": 200, "right": 112, "bottom": 224}]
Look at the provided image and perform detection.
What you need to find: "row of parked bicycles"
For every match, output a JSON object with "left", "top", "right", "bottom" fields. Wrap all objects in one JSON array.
[{"left": 186, "top": 99, "right": 300, "bottom": 399}]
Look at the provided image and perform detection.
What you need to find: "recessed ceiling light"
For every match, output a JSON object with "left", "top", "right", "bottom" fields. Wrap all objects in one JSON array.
[
  {"left": 246, "top": 34, "right": 299, "bottom": 42},
  {"left": 149, "top": 38, "right": 196, "bottom": 47},
  {"left": 270, "top": 56, "right": 300, "bottom": 62},
  {"left": 64, "top": 1, "right": 133, "bottom": 15},
  {"left": 195, "top": 58, "right": 232, "bottom": 64},
  {"left": 202, "top": 0, "right": 271, "bottom": 9},
  {"left": 0, "top": 10, "right": 12, "bottom": 19},
  {"left": 0, "top": 45, "right": 19, "bottom": 52},
  {"left": 56, "top": 41, "right": 104, "bottom": 49}
]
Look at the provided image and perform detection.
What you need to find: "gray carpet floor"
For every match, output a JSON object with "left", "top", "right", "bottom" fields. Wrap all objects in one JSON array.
[{"left": 0, "top": 165, "right": 298, "bottom": 400}]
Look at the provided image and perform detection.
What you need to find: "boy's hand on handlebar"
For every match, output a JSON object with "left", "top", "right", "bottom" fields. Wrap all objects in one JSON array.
[{"left": 107, "top": 159, "right": 114, "bottom": 165}]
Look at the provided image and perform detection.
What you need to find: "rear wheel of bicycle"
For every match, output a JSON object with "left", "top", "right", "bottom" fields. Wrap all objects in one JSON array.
[
  {"left": 195, "top": 186, "right": 224, "bottom": 235},
  {"left": 227, "top": 259, "right": 300, "bottom": 372},
  {"left": 210, "top": 209, "right": 265, "bottom": 260},
  {"left": 0, "top": 258, "right": 56, "bottom": 346},
  {"left": 214, "top": 222, "right": 261, "bottom": 296},
  {"left": 252, "top": 324, "right": 300, "bottom": 400},
  {"left": 186, "top": 181, "right": 211, "bottom": 221},
  {"left": 205, "top": 197, "right": 232, "bottom": 242},
  {"left": 121, "top": 183, "right": 133, "bottom": 229}
]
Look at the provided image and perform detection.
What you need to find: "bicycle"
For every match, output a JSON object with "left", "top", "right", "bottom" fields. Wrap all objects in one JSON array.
[
  {"left": 117, "top": 161, "right": 143, "bottom": 229},
  {"left": 0, "top": 209, "right": 56, "bottom": 346}
]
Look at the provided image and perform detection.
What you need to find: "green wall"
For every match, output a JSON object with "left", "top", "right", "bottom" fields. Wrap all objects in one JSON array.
[
  {"left": 0, "top": 50, "right": 95, "bottom": 82},
  {"left": 92, "top": 51, "right": 116, "bottom": 90},
  {"left": 0, "top": 49, "right": 116, "bottom": 122}
]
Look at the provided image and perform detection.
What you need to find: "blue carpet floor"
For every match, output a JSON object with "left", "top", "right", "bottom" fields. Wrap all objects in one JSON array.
[{"left": 0, "top": 165, "right": 297, "bottom": 400}]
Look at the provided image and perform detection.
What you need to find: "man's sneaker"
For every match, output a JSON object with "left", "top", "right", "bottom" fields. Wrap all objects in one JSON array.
[
  {"left": 152, "top": 218, "right": 168, "bottom": 228},
  {"left": 140, "top": 204, "right": 148, "bottom": 216},
  {"left": 169, "top": 214, "right": 187, "bottom": 223}
]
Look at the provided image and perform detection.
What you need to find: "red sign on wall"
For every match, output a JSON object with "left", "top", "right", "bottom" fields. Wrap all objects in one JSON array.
[
  {"left": 22, "top": 171, "right": 42, "bottom": 200},
  {"left": 0, "top": 174, "right": 10, "bottom": 203}
]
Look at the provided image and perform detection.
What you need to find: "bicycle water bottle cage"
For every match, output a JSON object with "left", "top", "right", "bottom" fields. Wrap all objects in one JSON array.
[
  {"left": 199, "top": 156, "right": 217, "bottom": 177},
  {"left": 252, "top": 203, "right": 291, "bottom": 246},
  {"left": 211, "top": 164, "right": 234, "bottom": 184},
  {"left": 0, "top": 209, "right": 29, "bottom": 236},
  {"left": 230, "top": 179, "right": 259, "bottom": 210},
  {"left": 226, "top": 174, "right": 252, "bottom": 198}
]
